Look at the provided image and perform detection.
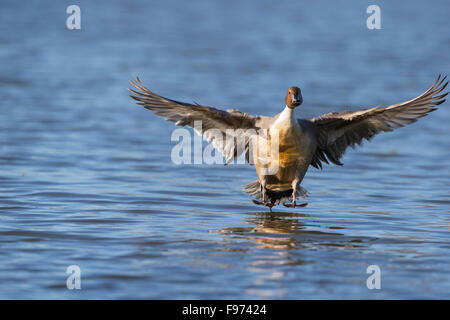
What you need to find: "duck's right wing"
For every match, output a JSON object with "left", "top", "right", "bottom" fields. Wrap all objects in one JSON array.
[
  {"left": 129, "top": 78, "right": 265, "bottom": 165},
  {"left": 309, "top": 75, "right": 448, "bottom": 169}
]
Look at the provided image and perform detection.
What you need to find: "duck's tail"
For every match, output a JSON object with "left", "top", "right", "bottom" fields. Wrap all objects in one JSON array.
[{"left": 243, "top": 180, "right": 308, "bottom": 204}]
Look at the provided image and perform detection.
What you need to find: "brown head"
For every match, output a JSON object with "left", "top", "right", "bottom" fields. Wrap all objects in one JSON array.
[{"left": 285, "top": 86, "right": 303, "bottom": 108}]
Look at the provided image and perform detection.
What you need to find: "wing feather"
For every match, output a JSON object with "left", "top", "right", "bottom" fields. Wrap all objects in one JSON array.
[
  {"left": 309, "top": 75, "right": 448, "bottom": 169},
  {"left": 128, "top": 78, "right": 260, "bottom": 164}
]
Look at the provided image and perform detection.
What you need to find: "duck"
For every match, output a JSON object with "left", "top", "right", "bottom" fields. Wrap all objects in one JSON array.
[{"left": 129, "top": 75, "right": 448, "bottom": 211}]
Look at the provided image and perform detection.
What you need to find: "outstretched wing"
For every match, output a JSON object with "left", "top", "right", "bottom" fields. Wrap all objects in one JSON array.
[
  {"left": 309, "top": 75, "right": 448, "bottom": 169},
  {"left": 128, "top": 78, "right": 260, "bottom": 164}
]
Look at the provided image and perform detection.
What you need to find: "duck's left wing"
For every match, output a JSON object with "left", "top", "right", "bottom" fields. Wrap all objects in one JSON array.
[
  {"left": 129, "top": 78, "right": 262, "bottom": 164},
  {"left": 309, "top": 75, "right": 448, "bottom": 169}
]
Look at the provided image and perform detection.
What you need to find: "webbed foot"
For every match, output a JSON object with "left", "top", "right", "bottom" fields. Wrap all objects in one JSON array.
[
  {"left": 252, "top": 200, "right": 275, "bottom": 212},
  {"left": 283, "top": 202, "right": 308, "bottom": 208}
]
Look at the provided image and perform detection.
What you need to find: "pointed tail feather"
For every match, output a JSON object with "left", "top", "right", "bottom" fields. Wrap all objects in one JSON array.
[
  {"left": 243, "top": 180, "right": 262, "bottom": 200},
  {"left": 243, "top": 180, "right": 309, "bottom": 203}
]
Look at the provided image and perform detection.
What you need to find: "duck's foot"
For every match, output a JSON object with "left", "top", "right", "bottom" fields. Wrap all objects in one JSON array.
[
  {"left": 283, "top": 202, "right": 308, "bottom": 208},
  {"left": 252, "top": 200, "right": 275, "bottom": 212},
  {"left": 252, "top": 199, "right": 262, "bottom": 205}
]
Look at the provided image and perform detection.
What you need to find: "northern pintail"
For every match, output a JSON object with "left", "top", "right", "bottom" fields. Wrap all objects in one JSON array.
[{"left": 129, "top": 75, "right": 448, "bottom": 210}]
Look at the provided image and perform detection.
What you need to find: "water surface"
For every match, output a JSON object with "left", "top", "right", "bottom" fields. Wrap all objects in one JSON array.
[{"left": 0, "top": 0, "right": 449, "bottom": 299}]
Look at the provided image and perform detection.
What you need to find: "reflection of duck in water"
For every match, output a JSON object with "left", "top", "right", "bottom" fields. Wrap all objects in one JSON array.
[
  {"left": 218, "top": 212, "right": 307, "bottom": 252},
  {"left": 129, "top": 75, "right": 447, "bottom": 210},
  {"left": 245, "top": 212, "right": 305, "bottom": 251},
  {"left": 217, "top": 211, "right": 370, "bottom": 255}
]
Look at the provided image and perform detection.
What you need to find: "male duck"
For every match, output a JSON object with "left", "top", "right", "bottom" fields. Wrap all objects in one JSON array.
[{"left": 129, "top": 75, "right": 448, "bottom": 210}]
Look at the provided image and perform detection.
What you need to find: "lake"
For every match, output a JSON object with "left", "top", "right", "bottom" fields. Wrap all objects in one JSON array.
[{"left": 0, "top": 0, "right": 449, "bottom": 299}]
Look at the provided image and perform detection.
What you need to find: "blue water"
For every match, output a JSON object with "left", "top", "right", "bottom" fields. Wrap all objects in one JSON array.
[{"left": 0, "top": 0, "right": 449, "bottom": 299}]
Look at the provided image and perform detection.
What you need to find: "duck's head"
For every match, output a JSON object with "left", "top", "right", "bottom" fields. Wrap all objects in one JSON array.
[{"left": 285, "top": 86, "right": 303, "bottom": 109}]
